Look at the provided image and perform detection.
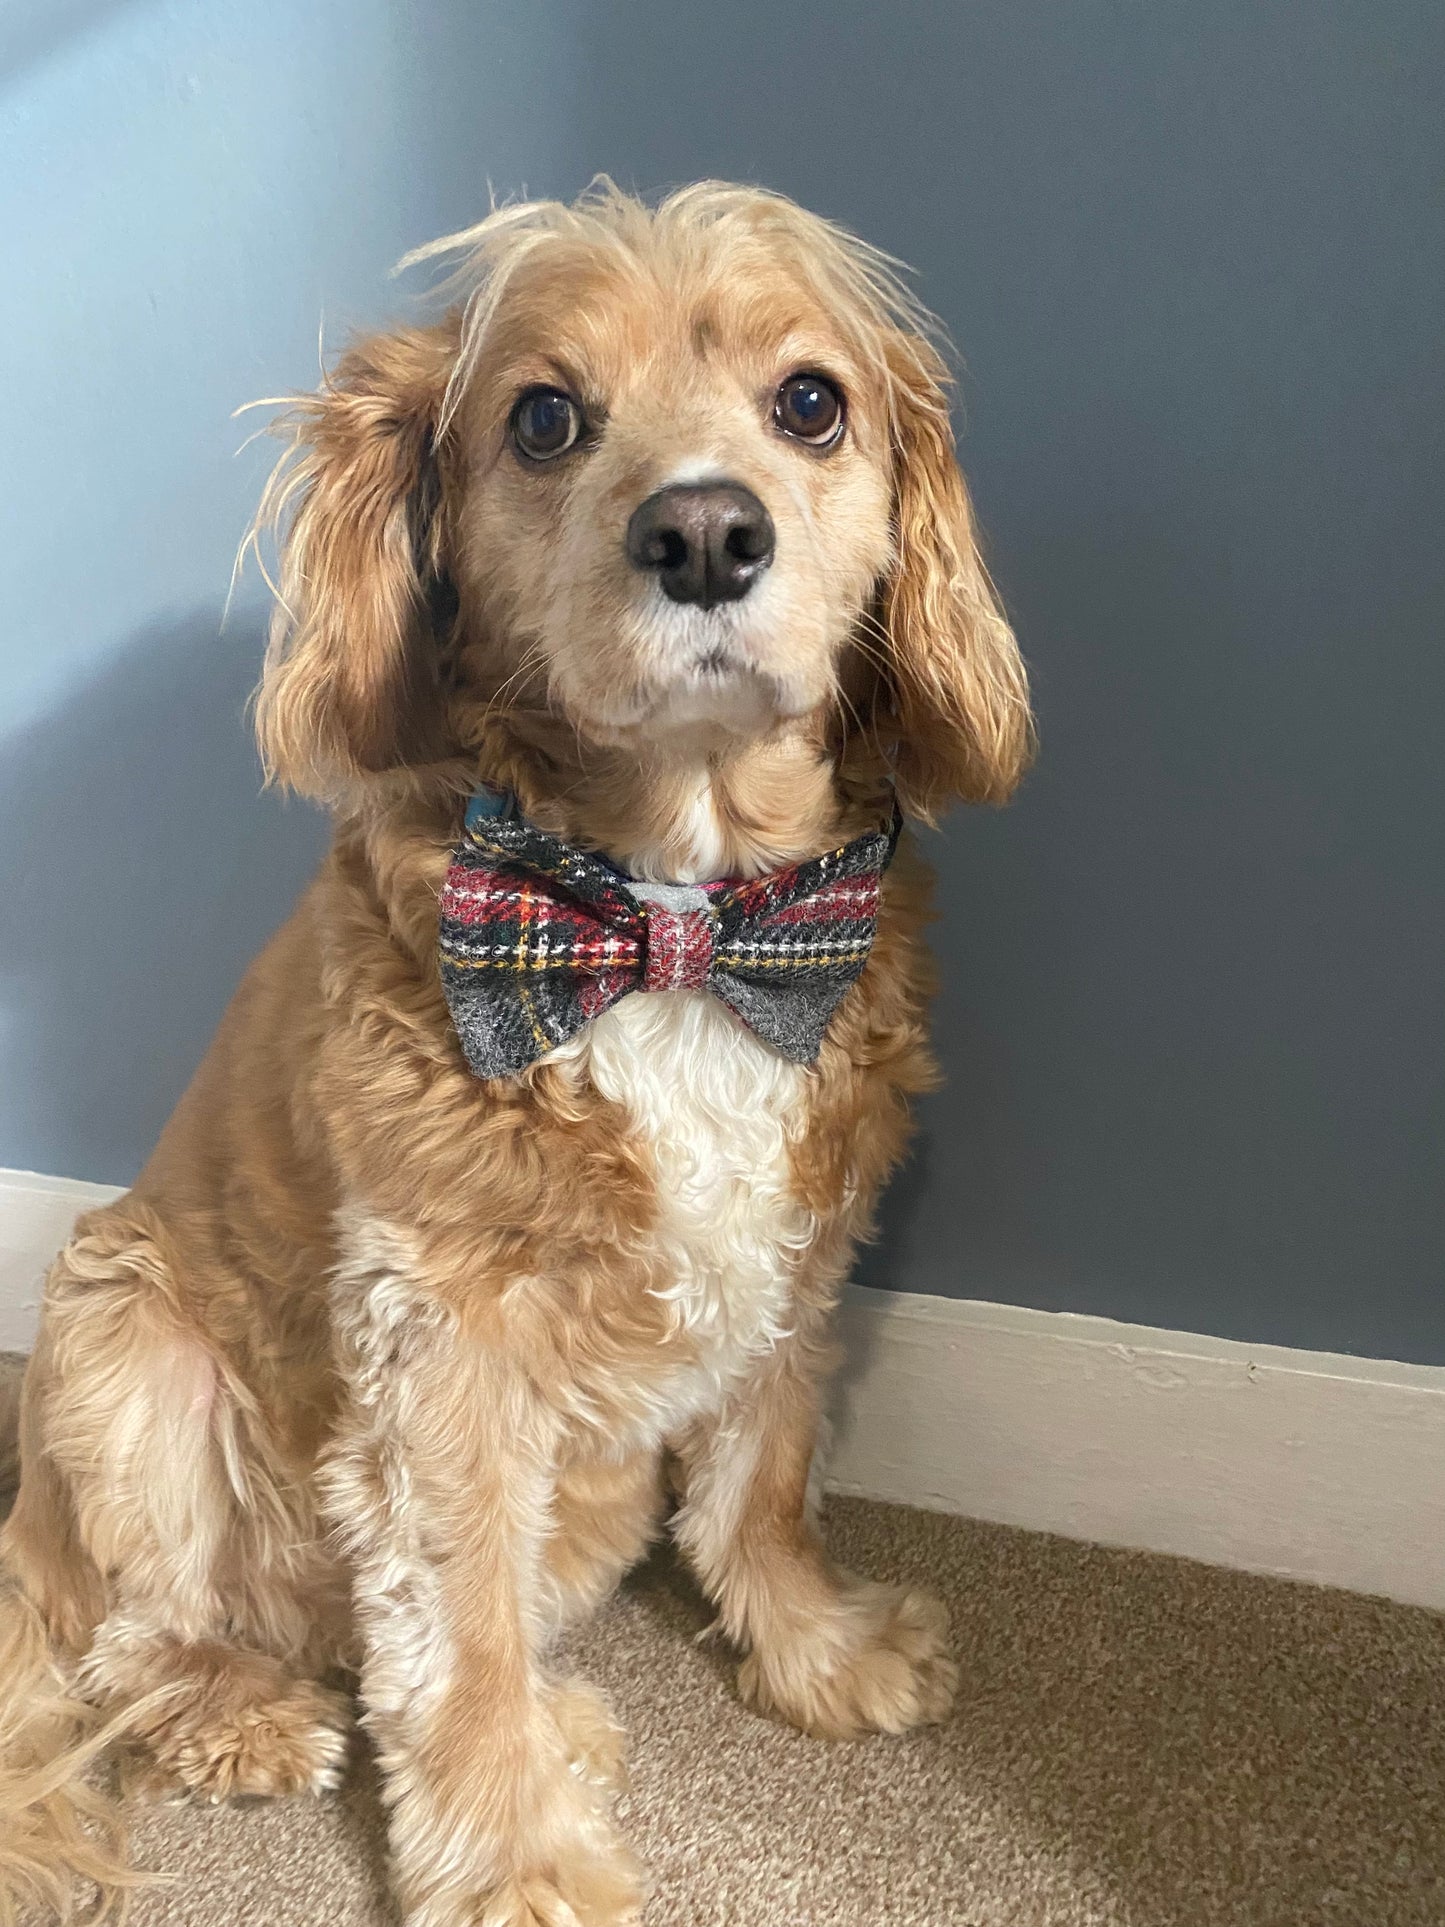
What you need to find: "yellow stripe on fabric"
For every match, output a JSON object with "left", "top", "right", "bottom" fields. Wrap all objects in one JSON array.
[
  {"left": 712, "top": 950, "right": 870, "bottom": 971},
  {"left": 513, "top": 882, "right": 551, "bottom": 1052},
  {"left": 519, "top": 981, "right": 550, "bottom": 1052},
  {"left": 439, "top": 953, "right": 639, "bottom": 971}
]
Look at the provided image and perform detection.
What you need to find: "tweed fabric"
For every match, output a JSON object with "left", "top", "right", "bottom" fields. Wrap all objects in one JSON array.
[{"left": 437, "top": 795, "right": 902, "bottom": 1078}]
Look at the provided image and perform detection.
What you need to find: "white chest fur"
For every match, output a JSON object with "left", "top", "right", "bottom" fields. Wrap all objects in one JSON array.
[{"left": 573, "top": 989, "right": 813, "bottom": 1415}]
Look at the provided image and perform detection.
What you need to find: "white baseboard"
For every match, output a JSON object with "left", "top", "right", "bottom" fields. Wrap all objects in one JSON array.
[
  {"left": 4, "top": 1168, "right": 1443, "bottom": 1610},
  {"left": 0, "top": 1169, "right": 124, "bottom": 1350},
  {"left": 829, "top": 1286, "right": 1445, "bottom": 1610}
]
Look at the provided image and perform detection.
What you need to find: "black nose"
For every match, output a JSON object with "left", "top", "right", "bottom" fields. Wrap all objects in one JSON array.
[{"left": 625, "top": 482, "right": 775, "bottom": 607}]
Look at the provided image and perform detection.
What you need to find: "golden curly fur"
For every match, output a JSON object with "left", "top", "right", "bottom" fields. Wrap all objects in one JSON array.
[{"left": 0, "top": 181, "right": 1031, "bottom": 1925}]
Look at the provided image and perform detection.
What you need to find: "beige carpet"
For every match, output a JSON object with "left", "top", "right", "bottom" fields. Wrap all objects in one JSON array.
[{"left": 111, "top": 1498, "right": 1444, "bottom": 1927}]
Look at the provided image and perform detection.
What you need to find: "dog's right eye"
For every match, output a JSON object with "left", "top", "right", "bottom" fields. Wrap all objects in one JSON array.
[{"left": 511, "top": 388, "right": 584, "bottom": 461}]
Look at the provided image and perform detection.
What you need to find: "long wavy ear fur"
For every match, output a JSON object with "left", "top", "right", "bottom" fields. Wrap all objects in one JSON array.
[
  {"left": 879, "top": 332, "right": 1034, "bottom": 822},
  {"left": 250, "top": 320, "right": 459, "bottom": 796}
]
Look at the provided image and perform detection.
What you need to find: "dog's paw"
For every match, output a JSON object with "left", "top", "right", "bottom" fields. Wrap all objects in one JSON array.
[
  {"left": 739, "top": 1579, "right": 957, "bottom": 1741},
  {"left": 133, "top": 1671, "right": 351, "bottom": 1803},
  {"left": 475, "top": 1872, "right": 642, "bottom": 1927},
  {"left": 546, "top": 1677, "right": 629, "bottom": 1795},
  {"left": 416, "top": 1848, "right": 645, "bottom": 1927}
]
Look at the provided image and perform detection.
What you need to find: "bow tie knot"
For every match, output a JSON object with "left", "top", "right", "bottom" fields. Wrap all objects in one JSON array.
[{"left": 641, "top": 903, "right": 716, "bottom": 993}]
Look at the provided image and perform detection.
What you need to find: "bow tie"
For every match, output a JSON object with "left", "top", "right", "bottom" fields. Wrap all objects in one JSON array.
[{"left": 438, "top": 788, "right": 901, "bottom": 1079}]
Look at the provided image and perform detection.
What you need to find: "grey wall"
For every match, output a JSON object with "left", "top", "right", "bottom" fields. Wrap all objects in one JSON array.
[
  {"left": 563, "top": 0, "right": 1445, "bottom": 1365},
  {"left": 3, "top": 3, "right": 1441, "bottom": 1362}
]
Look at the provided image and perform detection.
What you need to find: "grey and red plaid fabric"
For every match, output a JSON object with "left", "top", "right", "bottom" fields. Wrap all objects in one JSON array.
[{"left": 438, "top": 790, "right": 902, "bottom": 1079}]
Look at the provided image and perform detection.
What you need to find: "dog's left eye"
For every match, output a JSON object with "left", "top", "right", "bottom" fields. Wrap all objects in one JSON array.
[
  {"left": 511, "top": 388, "right": 584, "bottom": 461},
  {"left": 773, "top": 373, "right": 845, "bottom": 448}
]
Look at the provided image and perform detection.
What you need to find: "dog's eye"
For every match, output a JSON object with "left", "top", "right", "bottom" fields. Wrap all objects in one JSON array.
[
  {"left": 773, "top": 373, "right": 845, "bottom": 448},
  {"left": 511, "top": 388, "right": 584, "bottom": 461}
]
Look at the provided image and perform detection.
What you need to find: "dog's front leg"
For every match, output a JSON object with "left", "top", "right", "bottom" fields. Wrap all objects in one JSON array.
[
  {"left": 326, "top": 1259, "right": 641, "bottom": 1927},
  {"left": 673, "top": 1319, "right": 958, "bottom": 1743}
]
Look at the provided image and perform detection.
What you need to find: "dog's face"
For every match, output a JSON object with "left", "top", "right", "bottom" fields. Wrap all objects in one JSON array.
[
  {"left": 448, "top": 228, "right": 894, "bottom": 753},
  {"left": 254, "top": 184, "right": 1031, "bottom": 821}
]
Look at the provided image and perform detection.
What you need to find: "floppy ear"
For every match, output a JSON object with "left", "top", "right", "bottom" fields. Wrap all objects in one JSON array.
[
  {"left": 252, "top": 321, "right": 459, "bottom": 795},
  {"left": 877, "top": 334, "right": 1033, "bottom": 822}
]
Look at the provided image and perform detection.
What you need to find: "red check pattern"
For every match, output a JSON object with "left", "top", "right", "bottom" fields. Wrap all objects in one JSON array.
[{"left": 640, "top": 906, "right": 715, "bottom": 991}]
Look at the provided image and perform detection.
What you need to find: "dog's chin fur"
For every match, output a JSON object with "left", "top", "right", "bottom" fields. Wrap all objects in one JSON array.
[
  {"left": 567, "top": 664, "right": 794, "bottom": 757},
  {"left": 0, "top": 181, "right": 1031, "bottom": 1927}
]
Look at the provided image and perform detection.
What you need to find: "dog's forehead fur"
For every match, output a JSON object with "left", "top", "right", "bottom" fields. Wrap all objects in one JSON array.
[{"left": 452, "top": 225, "right": 887, "bottom": 456}]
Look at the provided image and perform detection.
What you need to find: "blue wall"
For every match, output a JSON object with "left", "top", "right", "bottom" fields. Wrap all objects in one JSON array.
[
  {"left": 3, "top": 3, "right": 1442, "bottom": 1363},
  {"left": 0, "top": 0, "right": 586, "bottom": 1179}
]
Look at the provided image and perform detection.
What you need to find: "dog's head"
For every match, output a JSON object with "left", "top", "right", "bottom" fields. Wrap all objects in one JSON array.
[{"left": 253, "top": 181, "right": 1031, "bottom": 822}]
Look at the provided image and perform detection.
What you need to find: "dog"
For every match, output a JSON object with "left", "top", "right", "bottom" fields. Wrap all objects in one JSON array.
[{"left": 0, "top": 181, "right": 1031, "bottom": 1925}]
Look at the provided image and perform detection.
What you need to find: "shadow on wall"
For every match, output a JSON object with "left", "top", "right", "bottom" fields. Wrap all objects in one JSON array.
[
  {"left": 0, "top": 613, "right": 327, "bottom": 1184},
  {"left": 852, "top": 1122, "right": 932, "bottom": 1296}
]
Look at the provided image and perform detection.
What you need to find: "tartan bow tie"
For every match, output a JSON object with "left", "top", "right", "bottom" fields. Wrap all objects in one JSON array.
[{"left": 438, "top": 788, "right": 902, "bottom": 1079}]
